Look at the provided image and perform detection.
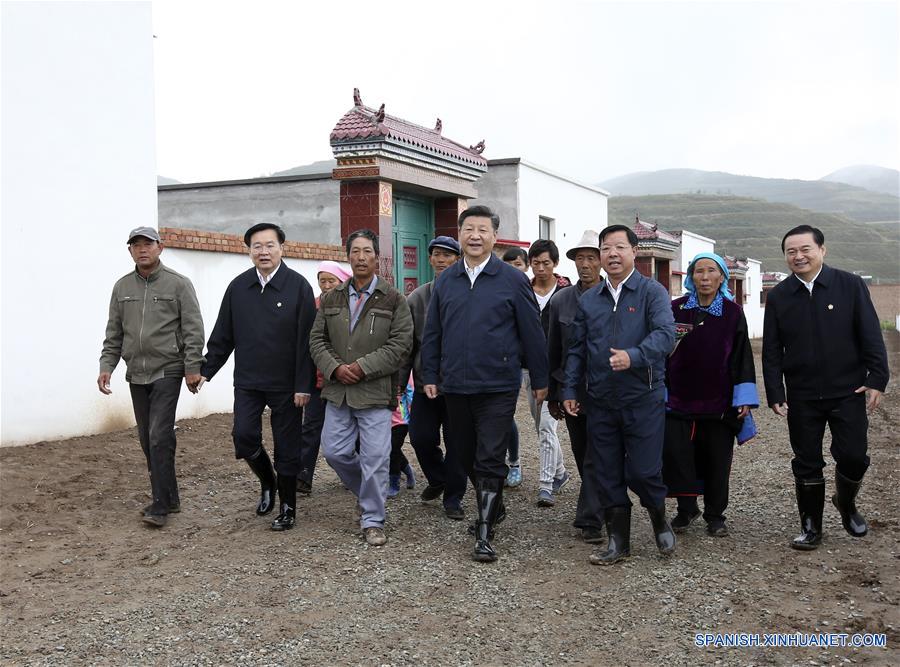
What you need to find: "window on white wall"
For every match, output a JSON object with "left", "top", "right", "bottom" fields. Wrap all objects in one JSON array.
[{"left": 539, "top": 216, "right": 555, "bottom": 240}]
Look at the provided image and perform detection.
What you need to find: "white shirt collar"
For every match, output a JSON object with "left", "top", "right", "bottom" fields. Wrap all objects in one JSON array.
[
  {"left": 464, "top": 254, "right": 491, "bottom": 286},
  {"left": 257, "top": 262, "right": 281, "bottom": 288},
  {"left": 607, "top": 268, "right": 635, "bottom": 305},
  {"left": 795, "top": 268, "right": 822, "bottom": 293}
]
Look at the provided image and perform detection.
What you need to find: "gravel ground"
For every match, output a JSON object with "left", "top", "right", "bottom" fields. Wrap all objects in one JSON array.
[{"left": 2, "top": 336, "right": 899, "bottom": 666}]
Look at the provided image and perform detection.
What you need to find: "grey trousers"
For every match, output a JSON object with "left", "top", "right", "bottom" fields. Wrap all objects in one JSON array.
[
  {"left": 129, "top": 377, "right": 182, "bottom": 514},
  {"left": 525, "top": 374, "right": 566, "bottom": 491},
  {"left": 322, "top": 401, "right": 392, "bottom": 529}
]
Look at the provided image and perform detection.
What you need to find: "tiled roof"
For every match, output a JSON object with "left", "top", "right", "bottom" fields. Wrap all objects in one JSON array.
[
  {"left": 724, "top": 255, "right": 750, "bottom": 271},
  {"left": 330, "top": 104, "right": 488, "bottom": 168},
  {"left": 633, "top": 217, "right": 680, "bottom": 244}
]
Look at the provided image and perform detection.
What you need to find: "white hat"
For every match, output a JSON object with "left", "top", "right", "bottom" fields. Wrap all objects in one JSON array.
[{"left": 565, "top": 229, "right": 600, "bottom": 260}]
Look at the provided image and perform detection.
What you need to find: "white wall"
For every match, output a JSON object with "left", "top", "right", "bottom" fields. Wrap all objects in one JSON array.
[
  {"left": 1, "top": 2, "right": 158, "bottom": 446},
  {"left": 516, "top": 161, "right": 609, "bottom": 280},
  {"left": 744, "top": 259, "right": 764, "bottom": 338}
]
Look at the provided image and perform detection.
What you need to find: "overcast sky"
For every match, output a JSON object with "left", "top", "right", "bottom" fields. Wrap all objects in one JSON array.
[{"left": 152, "top": 0, "right": 899, "bottom": 185}]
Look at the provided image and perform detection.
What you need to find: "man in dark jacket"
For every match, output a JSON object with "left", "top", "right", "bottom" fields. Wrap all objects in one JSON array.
[
  {"left": 546, "top": 229, "right": 605, "bottom": 542},
  {"left": 763, "top": 225, "right": 889, "bottom": 551},
  {"left": 400, "top": 235, "right": 468, "bottom": 520},
  {"left": 421, "top": 205, "right": 549, "bottom": 563},
  {"left": 563, "top": 224, "right": 676, "bottom": 565},
  {"left": 200, "top": 223, "right": 317, "bottom": 532}
]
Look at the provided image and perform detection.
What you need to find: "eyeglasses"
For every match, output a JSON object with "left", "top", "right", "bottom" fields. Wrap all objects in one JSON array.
[{"left": 251, "top": 242, "right": 280, "bottom": 253}]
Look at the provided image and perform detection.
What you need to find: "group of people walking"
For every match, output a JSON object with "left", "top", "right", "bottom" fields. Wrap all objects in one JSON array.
[{"left": 98, "top": 209, "right": 889, "bottom": 563}]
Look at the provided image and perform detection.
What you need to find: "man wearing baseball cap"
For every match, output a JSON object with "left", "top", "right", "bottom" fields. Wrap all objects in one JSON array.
[
  {"left": 399, "top": 236, "right": 468, "bottom": 520},
  {"left": 98, "top": 227, "right": 206, "bottom": 528}
]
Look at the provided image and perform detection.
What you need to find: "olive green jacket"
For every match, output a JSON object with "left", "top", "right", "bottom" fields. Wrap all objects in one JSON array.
[
  {"left": 99, "top": 261, "right": 205, "bottom": 384},
  {"left": 310, "top": 277, "right": 413, "bottom": 410}
]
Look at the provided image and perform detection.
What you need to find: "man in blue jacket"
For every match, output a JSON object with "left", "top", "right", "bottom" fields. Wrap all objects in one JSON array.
[
  {"left": 200, "top": 223, "right": 317, "bottom": 532},
  {"left": 421, "top": 205, "right": 549, "bottom": 563},
  {"left": 763, "top": 225, "right": 889, "bottom": 551},
  {"left": 563, "top": 224, "right": 676, "bottom": 564}
]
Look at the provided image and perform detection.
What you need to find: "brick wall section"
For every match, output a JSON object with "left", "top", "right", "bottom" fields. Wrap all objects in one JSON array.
[
  {"left": 868, "top": 284, "right": 900, "bottom": 324},
  {"left": 159, "top": 227, "right": 345, "bottom": 261}
]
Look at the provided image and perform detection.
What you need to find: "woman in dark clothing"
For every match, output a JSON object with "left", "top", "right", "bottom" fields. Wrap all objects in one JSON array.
[{"left": 663, "top": 253, "right": 759, "bottom": 537}]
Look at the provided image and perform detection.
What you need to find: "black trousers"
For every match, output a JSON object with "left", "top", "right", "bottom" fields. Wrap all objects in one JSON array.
[
  {"left": 444, "top": 390, "right": 519, "bottom": 482},
  {"left": 564, "top": 413, "right": 588, "bottom": 477},
  {"left": 389, "top": 425, "right": 410, "bottom": 475},
  {"left": 232, "top": 387, "right": 303, "bottom": 477},
  {"left": 584, "top": 393, "right": 668, "bottom": 510},
  {"left": 566, "top": 412, "right": 605, "bottom": 529},
  {"left": 787, "top": 393, "right": 869, "bottom": 481},
  {"left": 298, "top": 387, "right": 326, "bottom": 485},
  {"left": 130, "top": 377, "right": 182, "bottom": 513},
  {"left": 408, "top": 391, "right": 467, "bottom": 508},
  {"left": 665, "top": 418, "right": 735, "bottom": 523}
]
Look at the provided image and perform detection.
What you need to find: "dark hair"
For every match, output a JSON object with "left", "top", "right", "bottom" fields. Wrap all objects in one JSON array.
[
  {"left": 502, "top": 247, "right": 528, "bottom": 263},
  {"left": 458, "top": 205, "right": 500, "bottom": 231},
  {"left": 345, "top": 228, "right": 380, "bottom": 256},
  {"left": 244, "top": 222, "right": 285, "bottom": 246},
  {"left": 781, "top": 225, "right": 825, "bottom": 253},
  {"left": 528, "top": 239, "right": 560, "bottom": 264},
  {"left": 599, "top": 224, "right": 639, "bottom": 247}
]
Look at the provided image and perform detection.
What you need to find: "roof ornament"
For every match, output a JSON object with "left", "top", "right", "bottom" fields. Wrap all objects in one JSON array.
[
  {"left": 353, "top": 88, "right": 363, "bottom": 107},
  {"left": 374, "top": 104, "right": 385, "bottom": 123},
  {"left": 469, "top": 140, "right": 485, "bottom": 154},
  {"left": 434, "top": 118, "right": 442, "bottom": 134}
]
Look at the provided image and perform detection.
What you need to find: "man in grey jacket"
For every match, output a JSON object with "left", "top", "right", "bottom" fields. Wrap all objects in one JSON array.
[
  {"left": 310, "top": 229, "right": 413, "bottom": 546},
  {"left": 563, "top": 224, "right": 676, "bottom": 564},
  {"left": 98, "top": 227, "right": 205, "bottom": 528}
]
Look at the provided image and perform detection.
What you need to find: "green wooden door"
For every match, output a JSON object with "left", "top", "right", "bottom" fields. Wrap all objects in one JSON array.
[{"left": 392, "top": 196, "right": 433, "bottom": 296}]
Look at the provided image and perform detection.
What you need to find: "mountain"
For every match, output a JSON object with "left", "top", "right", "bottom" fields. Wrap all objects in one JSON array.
[
  {"left": 608, "top": 194, "right": 900, "bottom": 283},
  {"left": 820, "top": 165, "right": 899, "bottom": 198},
  {"left": 271, "top": 159, "right": 336, "bottom": 177},
  {"left": 157, "top": 175, "right": 181, "bottom": 185},
  {"left": 600, "top": 168, "right": 899, "bottom": 223}
]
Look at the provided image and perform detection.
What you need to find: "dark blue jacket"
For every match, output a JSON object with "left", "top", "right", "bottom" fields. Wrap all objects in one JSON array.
[
  {"left": 562, "top": 270, "right": 675, "bottom": 406},
  {"left": 202, "top": 263, "right": 317, "bottom": 394},
  {"left": 762, "top": 264, "right": 889, "bottom": 405},
  {"left": 421, "top": 254, "right": 548, "bottom": 394}
]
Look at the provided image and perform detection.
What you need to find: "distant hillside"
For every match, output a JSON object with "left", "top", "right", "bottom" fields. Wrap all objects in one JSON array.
[
  {"left": 608, "top": 194, "right": 900, "bottom": 283},
  {"left": 157, "top": 175, "right": 181, "bottom": 185},
  {"left": 821, "top": 165, "right": 899, "bottom": 199},
  {"left": 600, "top": 168, "right": 900, "bottom": 223},
  {"left": 272, "top": 160, "right": 336, "bottom": 177}
]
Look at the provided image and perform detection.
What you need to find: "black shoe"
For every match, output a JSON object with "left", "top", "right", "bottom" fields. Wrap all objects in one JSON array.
[
  {"left": 647, "top": 504, "right": 676, "bottom": 556},
  {"left": 832, "top": 470, "right": 867, "bottom": 538},
  {"left": 671, "top": 507, "right": 701, "bottom": 534},
  {"left": 590, "top": 506, "right": 631, "bottom": 565},
  {"left": 472, "top": 478, "right": 503, "bottom": 563},
  {"left": 421, "top": 484, "right": 446, "bottom": 501},
  {"left": 791, "top": 478, "right": 825, "bottom": 550},
  {"left": 271, "top": 475, "right": 297, "bottom": 531},
  {"left": 297, "top": 478, "right": 312, "bottom": 496},
  {"left": 142, "top": 502, "right": 180, "bottom": 516},
  {"left": 141, "top": 513, "right": 167, "bottom": 528},
  {"left": 706, "top": 519, "right": 729, "bottom": 537},
  {"left": 246, "top": 448, "right": 277, "bottom": 515},
  {"left": 582, "top": 527, "right": 604, "bottom": 544},
  {"left": 444, "top": 505, "right": 465, "bottom": 521}
]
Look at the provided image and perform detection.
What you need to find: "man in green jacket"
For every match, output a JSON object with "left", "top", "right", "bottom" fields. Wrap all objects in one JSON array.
[
  {"left": 98, "top": 227, "right": 205, "bottom": 528},
  {"left": 310, "top": 229, "right": 413, "bottom": 546}
]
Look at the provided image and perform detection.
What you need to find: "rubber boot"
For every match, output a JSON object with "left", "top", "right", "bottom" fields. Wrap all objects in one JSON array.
[
  {"left": 647, "top": 503, "right": 676, "bottom": 556},
  {"left": 472, "top": 477, "right": 502, "bottom": 563},
  {"left": 590, "top": 506, "right": 631, "bottom": 565},
  {"left": 832, "top": 470, "right": 868, "bottom": 537},
  {"left": 387, "top": 474, "right": 401, "bottom": 498},
  {"left": 246, "top": 447, "right": 277, "bottom": 515},
  {"left": 271, "top": 475, "right": 296, "bottom": 531},
  {"left": 403, "top": 463, "right": 416, "bottom": 489},
  {"left": 791, "top": 478, "right": 825, "bottom": 550}
]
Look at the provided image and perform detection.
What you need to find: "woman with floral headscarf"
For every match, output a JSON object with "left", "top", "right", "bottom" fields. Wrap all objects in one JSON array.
[{"left": 663, "top": 252, "right": 759, "bottom": 537}]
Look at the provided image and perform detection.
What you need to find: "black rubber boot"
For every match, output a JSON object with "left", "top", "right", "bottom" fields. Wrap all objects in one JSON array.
[
  {"left": 590, "top": 506, "right": 631, "bottom": 565},
  {"left": 246, "top": 448, "right": 277, "bottom": 515},
  {"left": 832, "top": 470, "right": 867, "bottom": 538},
  {"left": 271, "top": 475, "right": 296, "bottom": 531},
  {"left": 791, "top": 478, "right": 825, "bottom": 550},
  {"left": 647, "top": 503, "right": 676, "bottom": 556},
  {"left": 472, "top": 478, "right": 502, "bottom": 563}
]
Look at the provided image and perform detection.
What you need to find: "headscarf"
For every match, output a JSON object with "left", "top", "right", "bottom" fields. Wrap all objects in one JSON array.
[
  {"left": 684, "top": 252, "right": 734, "bottom": 301},
  {"left": 316, "top": 260, "right": 351, "bottom": 283}
]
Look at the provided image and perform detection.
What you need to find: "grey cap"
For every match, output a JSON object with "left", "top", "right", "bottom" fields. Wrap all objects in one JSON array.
[
  {"left": 428, "top": 235, "right": 461, "bottom": 255},
  {"left": 565, "top": 229, "right": 600, "bottom": 260},
  {"left": 127, "top": 226, "right": 161, "bottom": 244}
]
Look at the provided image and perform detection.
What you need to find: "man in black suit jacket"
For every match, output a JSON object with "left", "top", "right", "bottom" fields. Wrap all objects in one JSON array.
[
  {"left": 763, "top": 224, "right": 889, "bottom": 551},
  {"left": 201, "top": 223, "right": 317, "bottom": 532}
]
